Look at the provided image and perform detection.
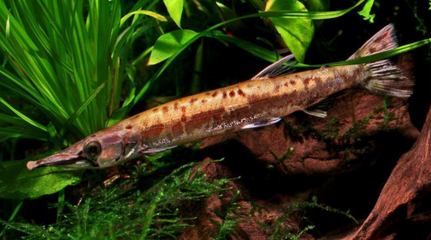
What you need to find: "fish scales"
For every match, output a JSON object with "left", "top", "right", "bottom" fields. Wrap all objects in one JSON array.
[
  {"left": 26, "top": 24, "right": 415, "bottom": 170},
  {"left": 119, "top": 65, "right": 363, "bottom": 149}
]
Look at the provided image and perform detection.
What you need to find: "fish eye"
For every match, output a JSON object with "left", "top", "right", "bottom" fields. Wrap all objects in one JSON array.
[{"left": 84, "top": 141, "right": 102, "bottom": 159}]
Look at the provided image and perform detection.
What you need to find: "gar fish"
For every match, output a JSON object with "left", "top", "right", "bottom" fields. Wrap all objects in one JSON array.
[{"left": 27, "top": 24, "right": 414, "bottom": 170}]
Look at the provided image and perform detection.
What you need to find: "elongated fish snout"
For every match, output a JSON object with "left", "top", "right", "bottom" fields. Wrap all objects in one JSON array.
[
  {"left": 26, "top": 131, "right": 133, "bottom": 170},
  {"left": 26, "top": 153, "right": 84, "bottom": 170}
]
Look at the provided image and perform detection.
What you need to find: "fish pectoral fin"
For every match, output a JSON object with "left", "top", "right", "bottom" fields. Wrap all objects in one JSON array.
[
  {"left": 252, "top": 54, "right": 296, "bottom": 80},
  {"left": 303, "top": 108, "right": 327, "bottom": 118},
  {"left": 140, "top": 145, "right": 178, "bottom": 154},
  {"left": 241, "top": 117, "right": 282, "bottom": 130}
]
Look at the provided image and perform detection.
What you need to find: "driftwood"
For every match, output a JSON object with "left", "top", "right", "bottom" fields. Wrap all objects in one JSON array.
[
  {"left": 179, "top": 87, "right": 430, "bottom": 239},
  {"left": 342, "top": 103, "right": 431, "bottom": 239}
]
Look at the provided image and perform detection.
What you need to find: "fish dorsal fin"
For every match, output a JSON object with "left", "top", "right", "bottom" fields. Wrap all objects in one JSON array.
[
  {"left": 252, "top": 54, "right": 295, "bottom": 80},
  {"left": 241, "top": 117, "right": 282, "bottom": 130}
]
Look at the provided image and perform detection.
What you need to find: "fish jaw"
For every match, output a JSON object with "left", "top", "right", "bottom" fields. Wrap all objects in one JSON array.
[
  {"left": 26, "top": 152, "right": 93, "bottom": 170},
  {"left": 26, "top": 140, "right": 97, "bottom": 170}
]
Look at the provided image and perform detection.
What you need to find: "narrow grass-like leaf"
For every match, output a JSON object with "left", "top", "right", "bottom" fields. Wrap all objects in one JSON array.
[
  {"left": 132, "top": 46, "right": 154, "bottom": 66},
  {"left": 293, "top": 38, "right": 431, "bottom": 68},
  {"left": 190, "top": 39, "right": 204, "bottom": 93},
  {"left": 59, "top": 81, "right": 107, "bottom": 136},
  {"left": 163, "top": 0, "right": 184, "bottom": 28},
  {"left": 0, "top": 97, "right": 46, "bottom": 132},
  {"left": 265, "top": 0, "right": 314, "bottom": 63},
  {"left": 5, "top": 15, "right": 9, "bottom": 38},
  {"left": 148, "top": 29, "right": 198, "bottom": 65},
  {"left": 0, "top": 128, "right": 47, "bottom": 141},
  {"left": 120, "top": 10, "right": 167, "bottom": 26},
  {"left": 0, "top": 113, "right": 38, "bottom": 129},
  {"left": 0, "top": 200, "right": 23, "bottom": 237},
  {"left": 211, "top": 31, "right": 280, "bottom": 63},
  {"left": 56, "top": 189, "right": 65, "bottom": 223}
]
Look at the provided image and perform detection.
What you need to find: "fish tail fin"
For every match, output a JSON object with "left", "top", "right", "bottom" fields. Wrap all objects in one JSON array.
[{"left": 350, "top": 24, "right": 415, "bottom": 98}]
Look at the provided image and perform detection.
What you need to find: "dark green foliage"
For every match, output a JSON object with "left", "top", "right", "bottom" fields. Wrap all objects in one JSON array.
[{"left": 1, "top": 158, "right": 231, "bottom": 240}]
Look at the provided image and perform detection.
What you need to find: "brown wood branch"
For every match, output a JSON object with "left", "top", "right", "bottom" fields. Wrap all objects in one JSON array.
[{"left": 343, "top": 104, "right": 431, "bottom": 240}]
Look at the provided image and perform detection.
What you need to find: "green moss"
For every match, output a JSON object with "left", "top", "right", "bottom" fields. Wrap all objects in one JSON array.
[
  {"left": 1, "top": 158, "right": 232, "bottom": 239},
  {"left": 256, "top": 196, "right": 357, "bottom": 239},
  {"left": 210, "top": 190, "right": 242, "bottom": 240}
]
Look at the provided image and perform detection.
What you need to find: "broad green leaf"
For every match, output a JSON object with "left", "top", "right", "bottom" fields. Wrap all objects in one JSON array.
[
  {"left": 163, "top": 0, "right": 184, "bottom": 28},
  {"left": 301, "top": 0, "right": 329, "bottom": 27},
  {"left": 120, "top": 10, "right": 167, "bottom": 26},
  {"left": 265, "top": 0, "right": 314, "bottom": 63},
  {"left": 301, "top": 0, "right": 330, "bottom": 12},
  {"left": 0, "top": 159, "right": 81, "bottom": 199},
  {"left": 358, "top": 0, "right": 375, "bottom": 23},
  {"left": 148, "top": 29, "right": 198, "bottom": 65}
]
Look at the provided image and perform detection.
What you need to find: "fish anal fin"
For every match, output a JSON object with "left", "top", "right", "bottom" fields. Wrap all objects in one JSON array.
[
  {"left": 252, "top": 54, "right": 295, "bottom": 80},
  {"left": 140, "top": 145, "right": 177, "bottom": 154},
  {"left": 302, "top": 95, "right": 338, "bottom": 118},
  {"left": 242, "top": 117, "right": 282, "bottom": 130},
  {"left": 303, "top": 108, "right": 327, "bottom": 118}
]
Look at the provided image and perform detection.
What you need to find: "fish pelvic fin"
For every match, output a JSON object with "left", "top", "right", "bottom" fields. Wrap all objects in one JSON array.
[{"left": 351, "top": 24, "right": 415, "bottom": 98}]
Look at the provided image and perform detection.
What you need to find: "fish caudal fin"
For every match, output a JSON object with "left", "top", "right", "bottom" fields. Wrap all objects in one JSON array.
[{"left": 351, "top": 24, "right": 415, "bottom": 98}]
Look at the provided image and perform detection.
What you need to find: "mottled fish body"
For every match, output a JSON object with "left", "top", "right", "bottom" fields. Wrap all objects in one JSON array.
[
  {"left": 119, "top": 65, "right": 359, "bottom": 148},
  {"left": 27, "top": 24, "right": 414, "bottom": 170}
]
